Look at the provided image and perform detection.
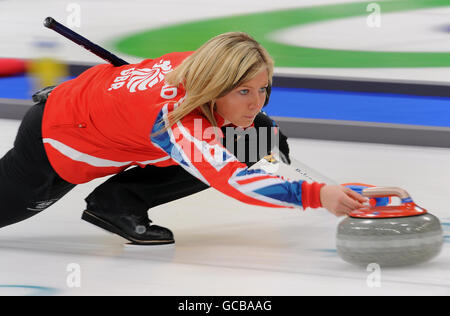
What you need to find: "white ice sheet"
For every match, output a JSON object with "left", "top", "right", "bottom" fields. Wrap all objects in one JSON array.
[{"left": 0, "top": 118, "right": 448, "bottom": 295}]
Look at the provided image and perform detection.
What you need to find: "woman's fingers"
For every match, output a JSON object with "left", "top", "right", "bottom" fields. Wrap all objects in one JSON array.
[
  {"left": 344, "top": 187, "right": 369, "bottom": 203},
  {"left": 341, "top": 199, "right": 356, "bottom": 212},
  {"left": 321, "top": 185, "right": 370, "bottom": 217},
  {"left": 339, "top": 191, "right": 365, "bottom": 214}
]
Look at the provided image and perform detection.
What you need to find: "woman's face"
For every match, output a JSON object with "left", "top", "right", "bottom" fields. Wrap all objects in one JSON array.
[{"left": 215, "top": 69, "right": 269, "bottom": 128}]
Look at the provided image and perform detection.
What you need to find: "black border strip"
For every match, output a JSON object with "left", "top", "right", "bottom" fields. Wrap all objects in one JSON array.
[
  {"left": 0, "top": 98, "right": 33, "bottom": 120},
  {"left": 68, "top": 62, "right": 97, "bottom": 77}
]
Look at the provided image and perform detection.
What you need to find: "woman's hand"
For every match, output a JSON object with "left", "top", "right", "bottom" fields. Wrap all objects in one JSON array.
[{"left": 320, "top": 185, "right": 369, "bottom": 217}]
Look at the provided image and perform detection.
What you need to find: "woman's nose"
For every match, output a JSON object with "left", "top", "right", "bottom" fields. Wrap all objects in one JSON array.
[{"left": 249, "top": 92, "right": 264, "bottom": 110}]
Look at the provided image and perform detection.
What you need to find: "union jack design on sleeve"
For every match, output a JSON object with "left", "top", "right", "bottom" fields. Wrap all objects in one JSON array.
[{"left": 150, "top": 102, "right": 317, "bottom": 209}]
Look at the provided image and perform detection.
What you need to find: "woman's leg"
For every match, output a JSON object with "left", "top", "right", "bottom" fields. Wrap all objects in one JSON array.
[
  {"left": 83, "top": 164, "right": 208, "bottom": 244},
  {"left": 0, "top": 102, "right": 75, "bottom": 229},
  {"left": 86, "top": 164, "right": 208, "bottom": 216}
]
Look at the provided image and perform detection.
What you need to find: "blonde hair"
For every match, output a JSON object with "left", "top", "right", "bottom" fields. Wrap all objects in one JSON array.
[{"left": 154, "top": 32, "right": 274, "bottom": 135}]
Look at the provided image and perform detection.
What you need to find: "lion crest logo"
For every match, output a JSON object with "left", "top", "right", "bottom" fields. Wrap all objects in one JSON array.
[{"left": 126, "top": 60, "right": 172, "bottom": 93}]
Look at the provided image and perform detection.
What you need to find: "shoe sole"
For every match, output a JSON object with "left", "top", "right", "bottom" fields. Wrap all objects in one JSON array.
[{"left": 82, "top": 210, "right": 175, "bottom": 246}]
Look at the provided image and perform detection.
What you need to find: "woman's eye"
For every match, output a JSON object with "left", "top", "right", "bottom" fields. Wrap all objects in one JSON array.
[
  {"left": 259, "top": 87, "right": 267, "bottom": 93},
  {"left": 239, "top": 89, "right": 249, "bottom": 95}
]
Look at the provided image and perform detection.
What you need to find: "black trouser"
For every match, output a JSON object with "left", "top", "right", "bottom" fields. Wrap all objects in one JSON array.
[
  {"left": 0, "top": 103, "right": 276, "bottom": 228},
  {"left": 85, "top": 164, "right": 209, "bottom": 217},
  {"left": 0, "top": 102, "right": 76, "bottom": 228}
]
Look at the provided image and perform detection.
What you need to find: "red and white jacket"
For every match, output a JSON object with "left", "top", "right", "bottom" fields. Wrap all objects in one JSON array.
[{"left": 42, "top": 51, "right": 324, "bottom": 209}]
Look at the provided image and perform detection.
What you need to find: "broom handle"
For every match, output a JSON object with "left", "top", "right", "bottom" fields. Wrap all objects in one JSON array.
[{"left": 44, "top": 17, "right": 129, "bottom": 67}]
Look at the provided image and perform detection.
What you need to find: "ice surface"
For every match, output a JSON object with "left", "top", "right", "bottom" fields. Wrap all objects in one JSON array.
[{"left": 0, "top": 118, "right": 448, "bottom": 295}]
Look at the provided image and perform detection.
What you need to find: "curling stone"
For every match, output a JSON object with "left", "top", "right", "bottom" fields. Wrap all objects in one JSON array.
[{"left": 336, "top": 187, "right": 443, "bottom": 267}]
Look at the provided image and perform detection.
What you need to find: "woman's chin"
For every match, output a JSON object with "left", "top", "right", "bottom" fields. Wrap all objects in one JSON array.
[{"left": 236, "top": 118, "right": 254, "bottom": 128}]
